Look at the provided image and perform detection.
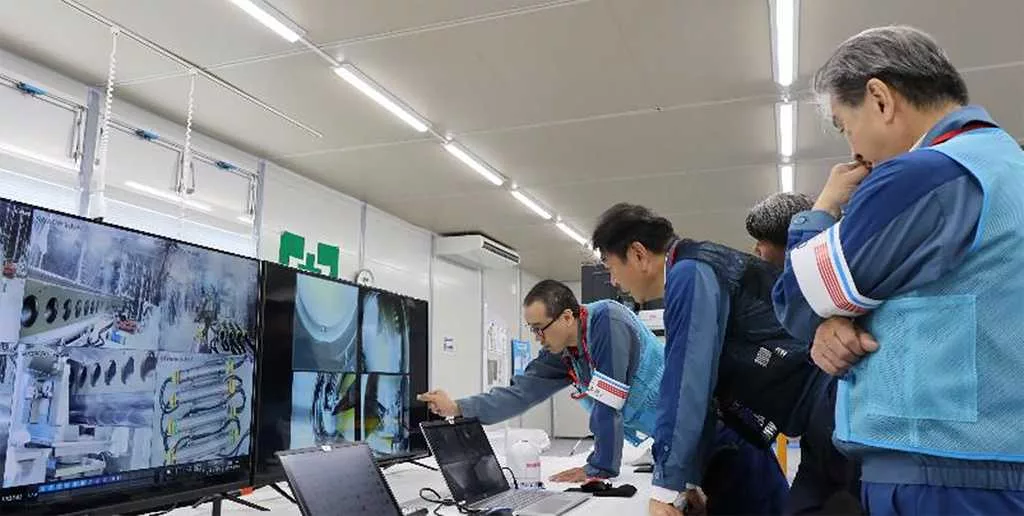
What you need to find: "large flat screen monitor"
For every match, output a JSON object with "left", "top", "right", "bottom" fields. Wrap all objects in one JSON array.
[
  {"left": 0, "top": 199, "right": 260, "bottom": 515},
  {"left": 252, "top": 263, "right": 429, "bottom": 485}
]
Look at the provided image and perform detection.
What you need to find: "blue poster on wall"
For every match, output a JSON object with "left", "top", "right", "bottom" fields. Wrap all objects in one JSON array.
[{"left": 511, "top": 339, "right": 531, "bottom": 378}]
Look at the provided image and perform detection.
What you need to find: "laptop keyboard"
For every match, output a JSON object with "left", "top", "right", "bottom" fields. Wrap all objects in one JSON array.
[{"left": 486, "top": 489, "right": 554, "bottom": 510}]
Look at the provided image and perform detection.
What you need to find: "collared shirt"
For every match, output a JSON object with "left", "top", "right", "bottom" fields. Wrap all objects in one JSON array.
[
  {"left": 456, "top": 301, "right": 643, "bottom": 479},
  {"left": 773, "top": 104, "right": 991, "bottom": 347}
]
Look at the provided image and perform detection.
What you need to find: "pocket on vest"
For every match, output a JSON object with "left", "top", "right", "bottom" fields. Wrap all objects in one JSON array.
[{"left": 862, "top": 295, "right": 978, "bottom": 423}]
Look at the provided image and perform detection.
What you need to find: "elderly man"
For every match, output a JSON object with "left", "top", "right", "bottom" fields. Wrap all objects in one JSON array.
[
  {"left": 746, "top": 193, "right": 813, "bottom": 268},
  {"left": 772, "top": 26, "right": 1024, "bottom": 514}
]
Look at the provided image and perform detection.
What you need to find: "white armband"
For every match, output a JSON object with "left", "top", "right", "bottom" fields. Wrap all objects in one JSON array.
[
  {"left": 587, "top": 370, "right": 629, "bottom": 410},
  {"left": 790, "top": 222, "right": 881, "bottom": 318}
]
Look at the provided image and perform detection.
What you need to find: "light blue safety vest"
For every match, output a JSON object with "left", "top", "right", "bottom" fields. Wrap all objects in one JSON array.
[
  {"left": 569, "top": 300, "right": 664, "bottom": 446},
  {"left": 835, "top": 126, "right": 1024, "bottom": 461}
]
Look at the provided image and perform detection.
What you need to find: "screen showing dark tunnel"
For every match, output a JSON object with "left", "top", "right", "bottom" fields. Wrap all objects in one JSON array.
[
  {"left": 253, "top": 264, "right": 430, "bottom": 484},
  {"left": 0, "top": 199, "right": 259, "bottom": 513}
]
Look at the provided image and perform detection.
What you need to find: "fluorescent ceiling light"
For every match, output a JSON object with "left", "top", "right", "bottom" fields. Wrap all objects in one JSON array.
[
  {"left": 774, "top": 0, "right": 796, "bottom": 86},
  {"left": 124, "top": 181, "right": 213, "bottom": 212},
  {"left": 227, "top": 0, "right": 303, "bottom": 43},
  {"left": 556, "top": 221, "right": 588, "bottom": 246},
  {"left": 334, "top": 64, "right": 429, "bottom": 132},
  {"left": 510, "top": 189, "right": 552, "bottom": 219},
  {"left": 237, "top": 215, "right": 254, "bottom": 224},
  {"left": 443, "top": 142, "right": 505, "bottom": 186},
  {"left": 779, "top": 164, "right": 794, "bottom": 193},
  {"left": 777, "top": 102, "right": 795, "bottom": 158}
]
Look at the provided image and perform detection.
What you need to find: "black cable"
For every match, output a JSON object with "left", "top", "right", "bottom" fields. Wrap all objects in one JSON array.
[
  {"left": 418, "top": 488, "right": 483, "bottom": 514},
  {"left": 501, "top": 466, "right": 519, "bottom": 490}
]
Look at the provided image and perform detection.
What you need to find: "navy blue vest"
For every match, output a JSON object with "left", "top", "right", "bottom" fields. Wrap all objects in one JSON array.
[{"left": 670, "top": 239, "right": 822, "bottom": 446}]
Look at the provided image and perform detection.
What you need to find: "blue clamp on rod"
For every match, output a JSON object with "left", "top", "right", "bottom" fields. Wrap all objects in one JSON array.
[
  {"left": 215, "top": 160, "right": 236, "bottom": 171},
  {"left": 16, "top": 82, "right": 46, "bottom": 96},
  {"left": 134, "top": 129, "right": 159, "bottom": 141}
]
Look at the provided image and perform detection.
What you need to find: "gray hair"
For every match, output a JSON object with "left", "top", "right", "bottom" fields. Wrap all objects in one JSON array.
[
  {"left": 746, "top": 192, "right": 813, "bottom": 247},
  {"left": 812, "top": 26, "right": 968, "bottom": 113}
]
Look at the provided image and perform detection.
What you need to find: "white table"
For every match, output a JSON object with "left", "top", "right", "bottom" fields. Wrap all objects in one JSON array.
[
  {"left": 161, "top": 445, "right": 652, "bottom": 516},
  {"left": 386, "top": 446, "right": 652, "bottom": 515}
]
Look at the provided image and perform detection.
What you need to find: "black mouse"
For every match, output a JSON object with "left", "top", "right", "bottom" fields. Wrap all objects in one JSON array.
[{"left": 483, "top": 510, "right": 513, "bottom": 516}]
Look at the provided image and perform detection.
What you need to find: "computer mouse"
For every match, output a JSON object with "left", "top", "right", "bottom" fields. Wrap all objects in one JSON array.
[{"left": 483, "top": 509, "right": 513, "bottom": 516}]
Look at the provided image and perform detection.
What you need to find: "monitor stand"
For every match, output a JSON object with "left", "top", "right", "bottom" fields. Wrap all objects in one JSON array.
[
  {"left": 269, "top": 483, "right": 298, "bottom": 505},
  {"left": 202, "top": 493, "right": 271, "bottom": 515},
  {"left": 381, "top": 459, "right": 438, "bottom": 472}
]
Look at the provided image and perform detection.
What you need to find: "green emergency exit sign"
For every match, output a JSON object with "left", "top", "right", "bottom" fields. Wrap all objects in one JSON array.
[{"left": 278, "top": 231, "right": 340, "bottom": 278}]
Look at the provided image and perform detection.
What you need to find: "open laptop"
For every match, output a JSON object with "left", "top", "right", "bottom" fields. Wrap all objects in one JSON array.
[
  {"left": 277, "top": 443, "right": 404, "bottom": 516},
  {"left": 420, "top": 418, "right": 589, "bottom": 516}
]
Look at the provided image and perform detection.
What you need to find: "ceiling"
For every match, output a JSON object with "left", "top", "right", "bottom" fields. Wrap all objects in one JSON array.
[{"left": 0, "top": 0, "right": 1021, "bottom": 281}]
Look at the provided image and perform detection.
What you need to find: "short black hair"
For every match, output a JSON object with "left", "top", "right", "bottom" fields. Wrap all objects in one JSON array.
[
  {"left": 523, "top": 279, "right": 580, "bottom": 319},
  {"left": 746, "top": 193, "right": 813, "bottom": 247},
  {"left": 591, "top": 203, "right": 675, "bottom": 260}
]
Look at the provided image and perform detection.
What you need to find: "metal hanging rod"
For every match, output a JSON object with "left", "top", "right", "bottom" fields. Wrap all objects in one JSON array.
[{"left": 60, "top": 0, "right": 323, "bottom": 139}]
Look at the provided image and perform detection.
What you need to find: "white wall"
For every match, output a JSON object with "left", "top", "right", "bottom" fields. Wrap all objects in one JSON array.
[{"left": 431, "top": 258, "right": 483, "bottom": 399}]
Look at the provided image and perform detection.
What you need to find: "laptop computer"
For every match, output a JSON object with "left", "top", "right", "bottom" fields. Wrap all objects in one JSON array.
[
  {"left": 277, "top": 443, "right": 405, "bottom": 516},
  {"left": 420, "top": 418, "right": 589, "bottom": 516}
]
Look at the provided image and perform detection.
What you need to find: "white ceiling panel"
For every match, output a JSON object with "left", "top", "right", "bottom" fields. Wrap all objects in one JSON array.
[
  {"left": 278, "top": 139, "right": 497, "bottom": 202},
  {"left": 461, "top": 98, "right": 777, "bottom": 187},
  {"left": 799, "top": 0, "right": 1024, "bottom": 82},
  {"left": 336, "top": 0, "right": 648, "bottom": 133},
  {"left": 534, "top": 165, "right": 779, "bottom": 222},
  {"left": 272, "top": 0, "right": 570, "bottom": 48},
  {"left": 602, "top": 0, "right": 776, "bottom": 107},
  {"left": 0, "top": 0, "right": 180, "bottom": 85},
  {"left": 79, "top": 0, "right": 294, "bottom": 78}
]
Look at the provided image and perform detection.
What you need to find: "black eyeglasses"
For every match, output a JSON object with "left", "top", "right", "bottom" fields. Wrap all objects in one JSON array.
[{"left": 529, "top": 318, "right": 558, "bottom": 339}]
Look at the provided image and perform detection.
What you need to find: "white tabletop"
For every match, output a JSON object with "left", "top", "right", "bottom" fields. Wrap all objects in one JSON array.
[{"left": 161, "top": 445, "right": 652, "bottom": 516}]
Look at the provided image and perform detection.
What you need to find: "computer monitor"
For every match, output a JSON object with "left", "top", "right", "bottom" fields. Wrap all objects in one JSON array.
[
  {"left": 0, "top": 198, "right": 260, "bottom": 515},
  {"left": 276, "top": 443, "right": 401, "bottom": 516},
  {"left": 251, "top": 263, "right": 430, "bottom": 486}
]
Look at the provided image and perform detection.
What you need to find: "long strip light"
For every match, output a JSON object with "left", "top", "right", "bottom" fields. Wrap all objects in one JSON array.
[
  {"left": 223, "top": 0, "right": 593, "bottom": 259},
  {"left": 443, "top": 141, "right": 505, "bottom": 186},
  {"left": 556, "top": 221, "right": 588, "bottom": 246},
  {"left": 510, "top": 188, "right": 552, "bottom": 220},
  {"left": 226, "top": 0, "right": 303, "bottom": 43},
  {"left": 334, "top": 64, "right": 430, "bottom": 132},
  {"left": 779, "top": 164, "right": 794, "bottom": 193},
  {"left": 777, "top": 102, "right": 795, "bottom": 158},
  {"left": 124, "top": 181, "right": 213, "bottom": 212},
  {"left": 773, "top": 0, "right": 797, "bottom": 87}
]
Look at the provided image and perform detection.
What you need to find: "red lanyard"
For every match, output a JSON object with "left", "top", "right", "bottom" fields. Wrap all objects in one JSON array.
[
  {"left": 565, "top": 306, "right": 593, "bottom": 399},
  {"left": 929, "top": 121, "right": 994, "bottom": 146}
]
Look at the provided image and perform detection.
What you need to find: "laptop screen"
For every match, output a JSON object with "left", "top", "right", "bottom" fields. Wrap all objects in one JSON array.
[
  {"left": 422, "top": 420, "right": 509, "bottom": 504},
  {"left": 278, "top": 444, "right": 401, "bottom": 516}
]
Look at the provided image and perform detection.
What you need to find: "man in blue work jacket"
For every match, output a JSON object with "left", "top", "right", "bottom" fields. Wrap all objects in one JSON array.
[
  {"left": 591, "top": 204, "right": 838, "bottom": 516},
  {"left": 747, "top": 193, "right": 863, "bottom": 515},
  {"left": 773, "top": 25, "right": 1024, "bottom": 514},
  {"left": 418, "top": 280, "right": 788, "bottom": 514}
]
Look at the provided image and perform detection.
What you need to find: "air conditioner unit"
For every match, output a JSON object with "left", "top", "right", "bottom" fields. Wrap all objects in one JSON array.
[{"left": 435, "top": 233, "right": 519, "bottom": 269}]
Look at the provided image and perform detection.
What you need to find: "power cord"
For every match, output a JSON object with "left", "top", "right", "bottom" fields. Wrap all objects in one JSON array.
[
  {"left": 500, "top": 466, "right": 519, "bottom": 489},
  {"left": 419, "top": 487, "right": 501, "bottom": 515}
]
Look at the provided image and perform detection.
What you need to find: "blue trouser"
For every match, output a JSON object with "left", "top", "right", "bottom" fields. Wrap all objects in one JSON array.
[
  {"left": 703, "top": 425, "right": 789, "bottom": 515},
  {"left": 863, "top": 482, "right": 1024, "bottom": 515}
]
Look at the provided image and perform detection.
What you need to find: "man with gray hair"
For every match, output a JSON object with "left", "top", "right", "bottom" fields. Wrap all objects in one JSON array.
[
  {"left": 746, "top": 192, "right": 813, "bottom": 267},
  {"left": 773, "top": 25, "right": 1024, "bottom": 513}
]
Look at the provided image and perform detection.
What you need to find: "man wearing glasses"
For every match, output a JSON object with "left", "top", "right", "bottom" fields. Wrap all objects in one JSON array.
[{"left": 418, "top": 279, "right": 787, "bottom": 514}]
